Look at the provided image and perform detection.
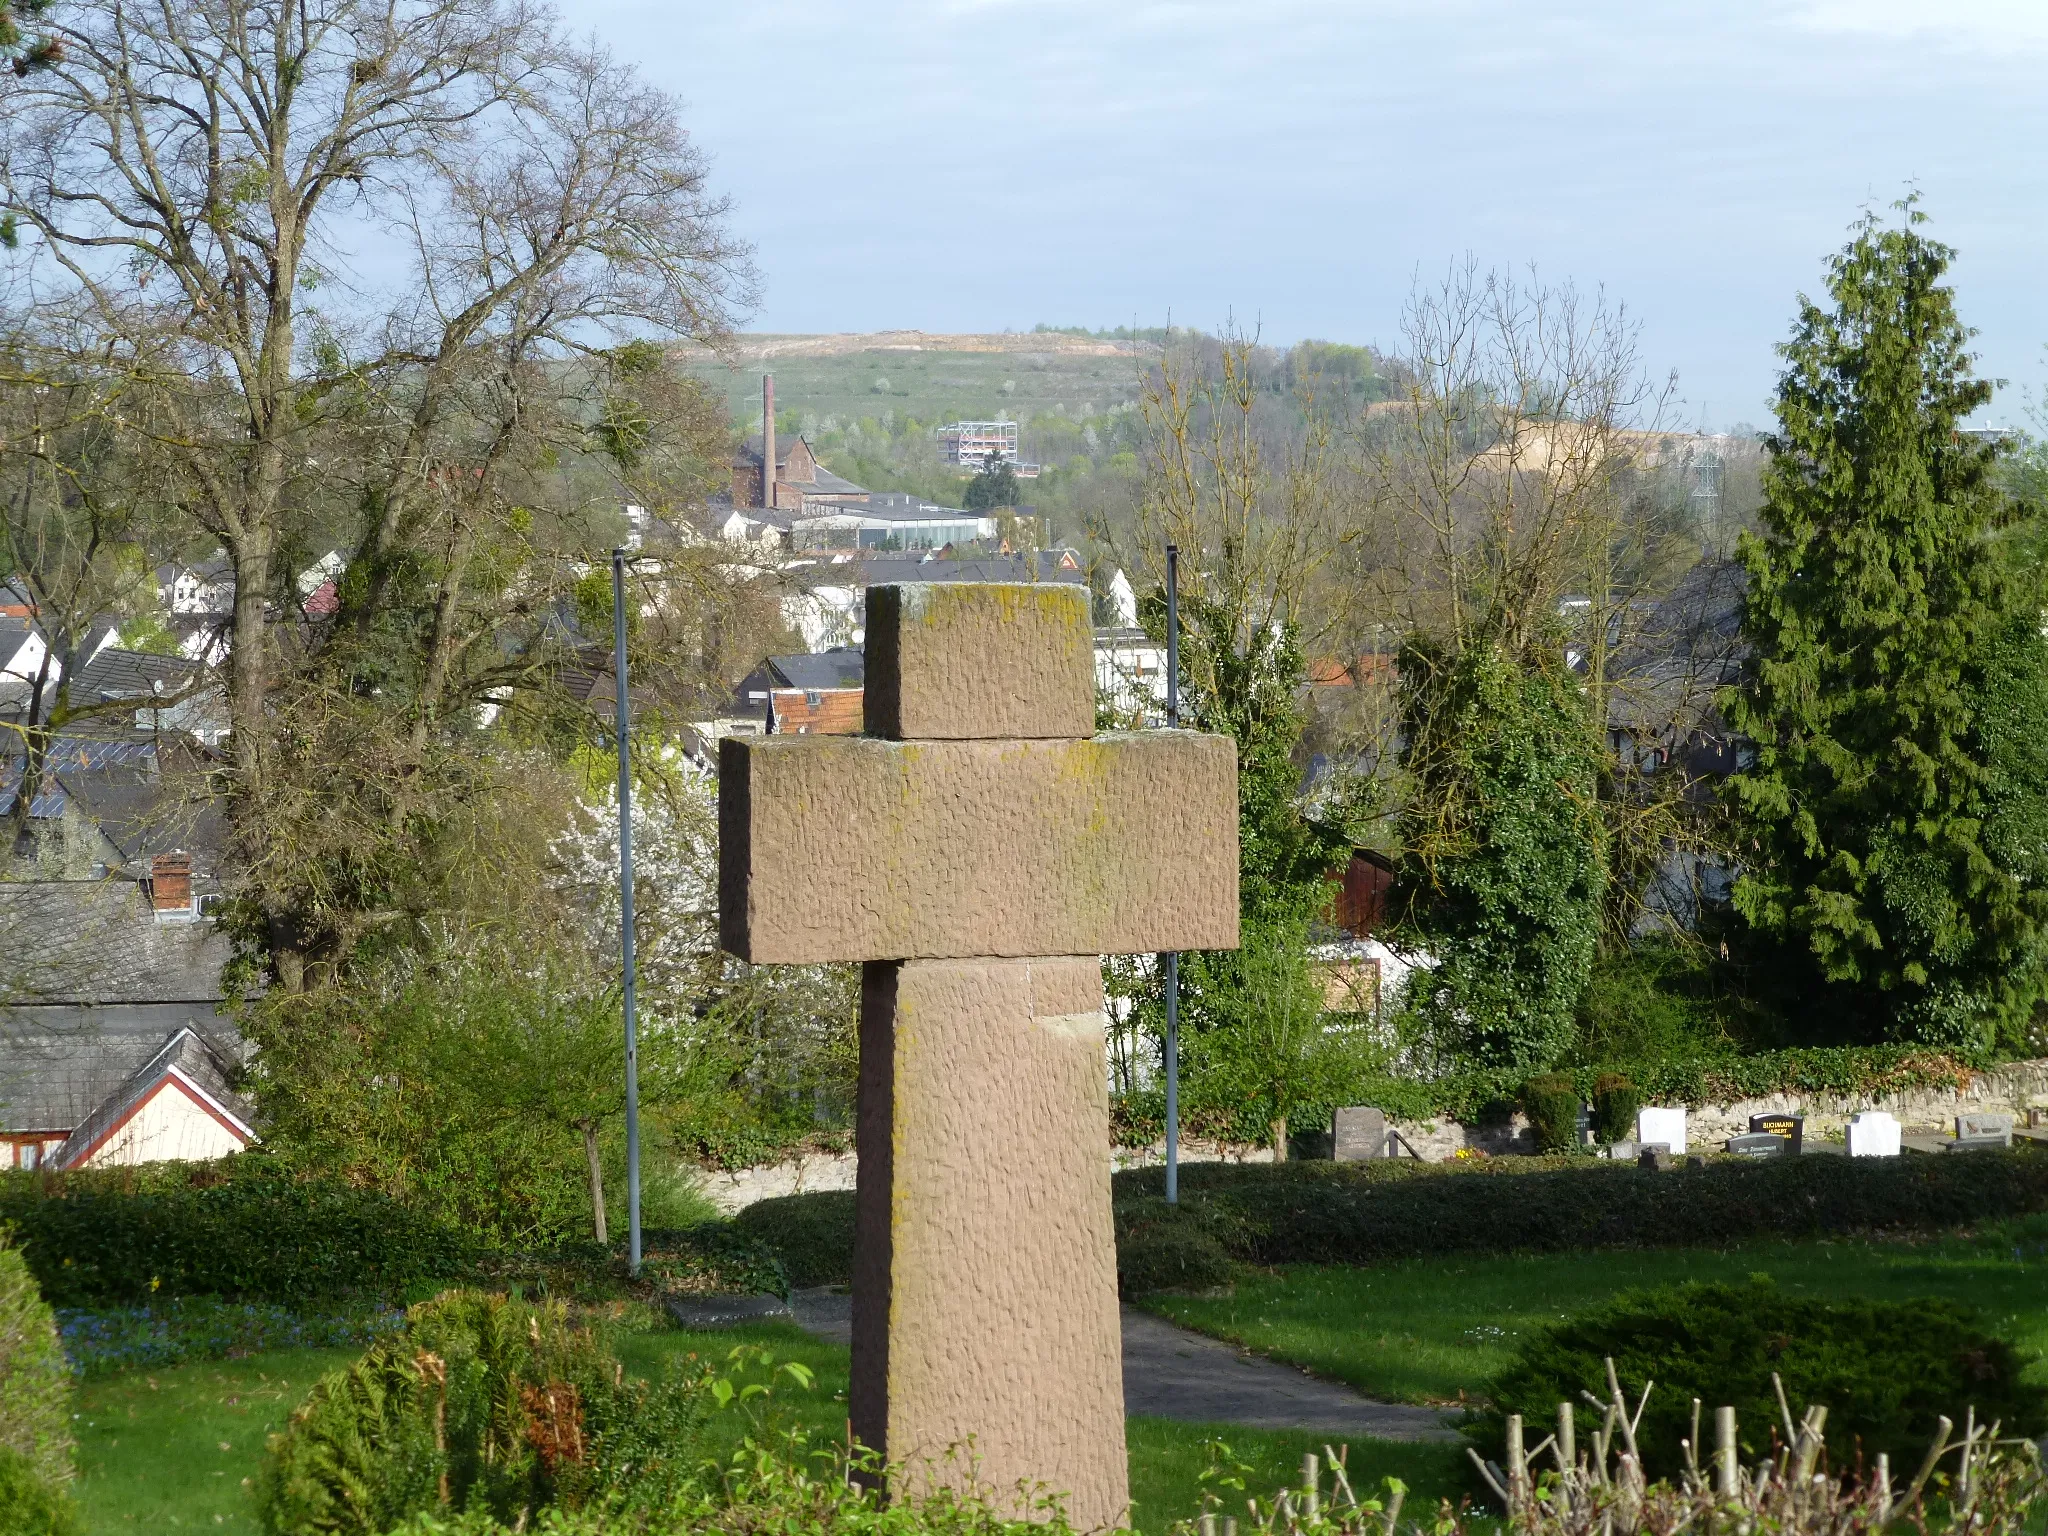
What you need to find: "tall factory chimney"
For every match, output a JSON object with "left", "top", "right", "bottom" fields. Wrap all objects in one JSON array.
[{"left": 761, "top": 373, "right": 776, "bottom": 510}]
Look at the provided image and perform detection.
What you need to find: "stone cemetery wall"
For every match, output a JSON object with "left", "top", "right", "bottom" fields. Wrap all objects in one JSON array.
[{"left": 691, "top": 1058, "right": 2048, "bottom": 1206}]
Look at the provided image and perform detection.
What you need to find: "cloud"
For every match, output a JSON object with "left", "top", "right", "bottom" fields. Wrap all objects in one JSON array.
[{"left": 1790, "top": 0, "right": 2048, "bottom": 51}]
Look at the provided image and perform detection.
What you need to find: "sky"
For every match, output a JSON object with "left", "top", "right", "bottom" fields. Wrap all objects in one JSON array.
[{"left": 583, "top": 0, "right": 2048, "bottom": 431}]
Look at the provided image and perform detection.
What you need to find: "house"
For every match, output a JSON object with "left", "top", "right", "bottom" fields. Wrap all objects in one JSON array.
[
  {"left": 1312, "top": 848, "right": 1426, "bottom": 1023},
  {"left": 156, "top": 553, "right": 235, "bottom": 617},
  {"left": 0, "top": 876, "right": 246, "bottom": 1169}
]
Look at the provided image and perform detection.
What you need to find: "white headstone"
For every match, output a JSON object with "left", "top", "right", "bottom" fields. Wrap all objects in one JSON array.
[
  {"left": 1847, "top": 1110, "right": 1901, "bottom": 1158},
  {"left": 1637, "top": 1105, "right": 1687, "bottom": 1155}
]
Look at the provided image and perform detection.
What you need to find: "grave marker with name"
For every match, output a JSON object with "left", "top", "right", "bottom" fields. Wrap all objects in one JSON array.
[
  {"left": 720, "top": 582, "right": 1239, "bottom": 1529},
  {"left": 1955, "top": 1113, "right": 2013, "bottom": 1150},
  {"left": 1332, "top": 1105, "right": 1388, "bottom": 1162},
  {"left": 1725, "top": 1131, "right": 1788, "bottom": 1158},
  {"left": 1749, "top": 1113, "right": 1804, "bottom": 1153}
]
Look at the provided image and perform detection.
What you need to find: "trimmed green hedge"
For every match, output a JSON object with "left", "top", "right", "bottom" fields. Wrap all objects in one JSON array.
[
  {"left": 1, "top": 1160, "right": 472, "bottom": 1305},
  {"left": 1109, "top": 1149, "right": 2048, "bottom": 1272},
  {"left": 722, "top": 1149, "right": 2048, "bottom": 1298},
  {"left": 1472, "top": 1281, "right": 2048, "bottom": 1479},
  {"left": 731, "top": 1192, "right": 856, "bottom": 1290},
  {"left": 0, "top": 1235, "right": 74, "bottom": 1523}
]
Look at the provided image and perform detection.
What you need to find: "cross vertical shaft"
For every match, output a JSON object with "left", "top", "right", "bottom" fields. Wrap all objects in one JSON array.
[{"left": 720, "top": 581, "right": 1239, "bottom": 1529}]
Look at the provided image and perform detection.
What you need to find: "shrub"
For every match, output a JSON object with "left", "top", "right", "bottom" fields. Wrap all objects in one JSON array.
[
  {"left": 731, "top": 1193, "right": 856, "bottom": 1289},
  {"left": 1114, "top": 1201, "right": 1234, "bottom": 1296},
  {"left": 1472, "top": 1281, "right": 2048, "bottom": 1480},
  {"left": 0, "top": 1237, "right": 73, "bottom": 1494},
  {"left": 641, "top": 1224, "right": 788, "bottom": 1298},
  {"left": 260, "top": 1290, "right": 643, "bottom": 1534},
  {"left": 2, "top": 1159, "right": 471, "bottom": 1305},
  {"left": 0, "top": 1447, "right": 80, "bottom": 1536},
  {"left": 1590, "top": 1072, "right": 1641, "bottom": 1145},
  {"left": 1520, "top": 1074, "right": 1582, "bottom": 1153},
  {"left": 1109, "top": 1149, "right": 2048, "bottom": 1269}
]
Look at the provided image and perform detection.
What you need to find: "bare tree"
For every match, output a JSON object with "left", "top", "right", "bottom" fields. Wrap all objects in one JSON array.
[
  {"left": 0, "top": 0, "right": 757, "bottom": 979},
  {"left": 1349, "top": 262, "right": 1727, "bottom": 966}
]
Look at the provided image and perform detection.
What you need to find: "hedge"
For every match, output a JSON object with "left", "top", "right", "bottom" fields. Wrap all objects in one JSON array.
[
  {"left": 1, "top": 1159, "right": 472, "bottom": 1305},
  {"left": 1471, "top": 1280, "right": 2048, "bottom": 1480},
  {"left": 720, "top": 1148, "right": 2048, "bottom": 1297},
  {"left": 731, "top": 1192, "right": 856, "bottom": 1290},
  {"left": 1109, "top": 1149, "right": 2048, "bottom": 1270}
]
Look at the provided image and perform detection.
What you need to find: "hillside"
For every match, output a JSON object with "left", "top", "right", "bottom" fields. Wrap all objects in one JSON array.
[{"left": 680, "top": 331, "right": 1155, "bottom": 446}]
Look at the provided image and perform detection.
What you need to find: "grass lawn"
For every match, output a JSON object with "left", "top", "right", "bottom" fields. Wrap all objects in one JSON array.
[
  {"left": 1142, "top": 1211, "right": 2048, "bottom": 1408},
  {"left": 71, "top": 1318, "right": 1463, "bottom": 1535},
  {"left": 72, "top": 1347, "right": 362, "bottom": 1534}
]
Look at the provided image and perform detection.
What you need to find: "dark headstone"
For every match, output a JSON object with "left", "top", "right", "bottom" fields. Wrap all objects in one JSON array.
[
  {"left": 1332, "top": 1105, "right": 1388, "bottom": 1162},
  {"left": 1638, "top": 1148, "right": 1676, "bottom": 1171},
  {"left": 1725, "top": 1131, "right": 1789, "bottom": 1158},
  {"left": 1749, "top": 1113, "right": 1804, "bottom": 1153}
]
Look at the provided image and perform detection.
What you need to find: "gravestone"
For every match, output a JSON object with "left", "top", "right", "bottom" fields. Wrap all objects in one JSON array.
[
  {"left": 1725, "top": 1131, "right": 1788, "bottom": 1158},
  {"left": 1749, "top": 1112, "right": 1804, "bottom": 1153},
  {"left": 1638, "top": 1147, "right": 1676, "bottom": 1171},
  {"left": 1637, "top": 1105, "right": 1688, "bottom": 1155},
  {"left": 1601, "top": 1139, "right": 1639, "bottom": 1161},
  {"left": 1846, "top": 1110, "right": 1901, "bottom": 1158},
  {"left": 720, "top": 583, "right": 1239, "bottom": 1529},
  {"left": 1332, "top": 1105, "right": 1388, "bottom": 1161},
  {"left": 1955, "top": 1112, "right": 2013, "bottom": 1150}
]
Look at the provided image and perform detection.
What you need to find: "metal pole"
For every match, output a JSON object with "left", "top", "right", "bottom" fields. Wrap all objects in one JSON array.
[
  {"left": 611, "top": 549, "right": 643, "bottom": 1277},
  {"left": 1162, "top": 543, "right": 1180, "bottom": 1205}
]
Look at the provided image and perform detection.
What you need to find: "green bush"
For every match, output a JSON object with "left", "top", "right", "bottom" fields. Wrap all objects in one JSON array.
[
  {"left": 1114, "top": 1201, "right": 1234, "bottom": 1296},
  {"left": 1589, "top": 1073, "right": 1641, "bottom": 1145},
  {"left": 731, "top": 1193, "right": 856, "bottom": 1289},
  {"left": 0, "top": 1238, "right": 77, "bottom": 1536},
  {"left": 2, "top": 1159, "right": 472, "bottom": 1304},
  {"left": 258, "top": 1289, "right": 707, "bottom": 1535},
  {"left": 1110, "top": 1149, "right": 2048, "bottom": 1268},
  {"left": 1520, "top": 1074, "right": 1582, "bottom": 1153},
  {"left": 1472, "top": 1281, "right": 2048, "bottom": 1479},
  {"left": 641, "top": 1224, "right": 788, "bottom": 1298},
  {"left": 0, "top": 1447, "right": 79, "bottom": 1536}
]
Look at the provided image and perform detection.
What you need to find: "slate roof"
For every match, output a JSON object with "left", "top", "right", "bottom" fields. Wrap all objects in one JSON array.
[
  {"left": 767, "top": 650, "right": 864, "bottom": 690},
  {"left": 0, "top": 880, "right": 232, "bottom": 1004},
  {"left": 0, "top": 1005, "right": 245, "bottom": 1136},
  {"left": 69, "top": 647, "right": 205, "bottom": 702},
  {"left": 50, "top": 1024, "right": 254, "bottom": 1165}
]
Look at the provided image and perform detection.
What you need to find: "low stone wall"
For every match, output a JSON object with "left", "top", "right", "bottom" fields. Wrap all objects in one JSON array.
[
  {"left": 693, "top": 1062, "right": 2048, "bottom": 1206},
  {"left": 695, "top": 1149, "right": 858, "bottom": 1215},
  {"left": 1370, "top": 1059, "right": 2048, "bottom": 1161}
]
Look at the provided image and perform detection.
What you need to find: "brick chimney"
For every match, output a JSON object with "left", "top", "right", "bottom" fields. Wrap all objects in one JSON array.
[
  {"left": 150, "top": 851, "right": 192, "bottom": 916},
  {"left": 761, "top": 373, "right": 776, "bottom": 510}
]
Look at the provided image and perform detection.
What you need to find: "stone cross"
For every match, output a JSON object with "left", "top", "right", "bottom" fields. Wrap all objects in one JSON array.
[{"left": 720, "top": 582, "right": 1239, "bottom": 1529}]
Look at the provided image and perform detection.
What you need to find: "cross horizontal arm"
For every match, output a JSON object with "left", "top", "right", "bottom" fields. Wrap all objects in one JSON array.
[{"left": 719, "top": 732, "right": 1239, "bottom": 963}]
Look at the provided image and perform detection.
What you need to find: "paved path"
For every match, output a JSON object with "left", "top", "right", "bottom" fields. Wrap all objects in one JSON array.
[{"left": 673, "top": 1289, "right": 1456, "bottom": 1443}]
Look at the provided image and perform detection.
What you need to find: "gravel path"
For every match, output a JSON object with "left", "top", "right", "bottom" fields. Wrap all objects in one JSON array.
[{"left": 672, "top": 1289, "right": 1457, "bottom": 1443}]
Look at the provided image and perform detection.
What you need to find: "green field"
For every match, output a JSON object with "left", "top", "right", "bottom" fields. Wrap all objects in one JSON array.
[
  {"left": 1142, "top": 1212, "right": 2048, "bottom": 1408},
  {"left": 687, "top": 335, "right": 1150, "bottom": 443}
]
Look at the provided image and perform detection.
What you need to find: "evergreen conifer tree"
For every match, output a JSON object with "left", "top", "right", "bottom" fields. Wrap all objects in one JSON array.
[{"left": 1725, "top": 203, "right": 2048, "bottom": 1048}]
